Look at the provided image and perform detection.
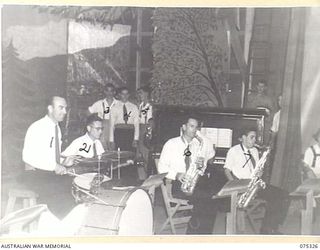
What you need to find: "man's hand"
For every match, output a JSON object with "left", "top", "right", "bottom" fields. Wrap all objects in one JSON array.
[
  {"left": 55, "top": 164, "right": 67, "bottom": 175},
  {"left": 132, "top": 140, "right": 138, "bottom": 148},
  {"left": 195, "top": 157, "right": 205, "bottom": 167},
  {"left": 63, "top": 155, "right": 82, "bottom": 167}
]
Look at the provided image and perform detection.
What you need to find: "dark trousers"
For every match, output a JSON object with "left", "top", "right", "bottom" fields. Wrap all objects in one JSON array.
[
  {"left": 172, "top": 176, "right": 221, "bottom": 234},
  {"left": 20, "top": 170, "right": 76, "bottom": 219},
  {"left": 257, "top": 184, "right": 290, "bottom": 231}
]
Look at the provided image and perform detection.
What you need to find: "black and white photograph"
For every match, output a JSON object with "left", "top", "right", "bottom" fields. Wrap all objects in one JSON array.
[{"left": 0, "top": 3, "right": 320, "bottom": 239}]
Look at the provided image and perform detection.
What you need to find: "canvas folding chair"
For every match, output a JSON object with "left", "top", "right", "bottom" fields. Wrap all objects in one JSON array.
[{"left": 154, "top": 159, "right": 194, "bottom": 234}]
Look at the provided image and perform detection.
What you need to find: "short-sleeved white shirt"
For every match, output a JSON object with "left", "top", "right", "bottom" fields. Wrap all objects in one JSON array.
[
  {"left": 88, "top": 98, "right": 118, "bottom": 120},
  {"left": 224, "top": 144, "right": 260, "bottom": 179},
  {"left": 303, "top": 143, "right": 320, "bottom": 178}
]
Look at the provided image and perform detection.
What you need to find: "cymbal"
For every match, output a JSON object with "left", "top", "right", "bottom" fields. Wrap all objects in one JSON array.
[{"left": 101, "top": 151, "right": 135, "bottom": 159}]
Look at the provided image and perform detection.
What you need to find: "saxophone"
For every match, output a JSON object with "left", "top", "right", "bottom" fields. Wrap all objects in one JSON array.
[
  {"left": 237, "top": 147, "right": 271, "bottom": 209},
  {"left": 181, "top": 133, "right": 206, "bottom": 196}
]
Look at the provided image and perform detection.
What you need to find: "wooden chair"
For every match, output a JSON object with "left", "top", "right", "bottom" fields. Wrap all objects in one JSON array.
[
  {"left": 154, "top": 159, "right": 194, "bottom": 234},
  {"left": 5, "top": 187, "right": 39, "bottom": 232}
]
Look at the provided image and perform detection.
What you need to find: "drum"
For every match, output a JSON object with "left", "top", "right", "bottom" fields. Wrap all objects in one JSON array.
[
  {"left": 77, "top": 188, "right": 153, "bottom": 235},
  {"left": 68, "top": 158, "right": 112, "bottom": 175},
  {"left": 72, "top": 173, "right": 111, "bottom": 203}
]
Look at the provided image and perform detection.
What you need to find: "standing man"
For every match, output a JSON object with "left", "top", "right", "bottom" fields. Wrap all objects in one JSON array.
[
  {"left": 22, "top": 96, "right": 80, "bottom": 218},
  {"left": 158, "top": 116, "right": 218, "bottom": 234},
  {"left": 269, "top": 94, "right": 282, "bottom": 146},
  {"left": 303, "top": 128, "right": 320, "bottom": 179},
  {"left": 88, "top": 83, "right": 118, "bottom": 150},
  {"left": 137, "top": 86, "right": 153, "bottom": 176},
  {"left": 224, "top": 127, "right": 290, "bottom": 234},
  {"left": 247, "top": 80, "right": 274, "bottom": 142},
  {"left": 62, "top": 114, "right": 105, "bottom": 158},
  {"left": 109, "top": 87, "right": 139, "bottom": 152}
]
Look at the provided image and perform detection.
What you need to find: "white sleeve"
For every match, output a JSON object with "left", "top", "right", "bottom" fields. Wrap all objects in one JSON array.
[
  {"left": 133, "top": 105, "right": 140, "bottom": 141},
  {"left": 88, "top": 101, "right": 99, "bottom": 114},
  {"left": 303, "top": 148, "right": 313, "bottom": 168},
  {"left": 109, "top": 108, "right": 116, "bottom": 142},
  {"left": 158, "top": 141, "right": 177, "bottom": 180},
  {"left": 223, "top": 148, "right": 235, "bottom": 172}
]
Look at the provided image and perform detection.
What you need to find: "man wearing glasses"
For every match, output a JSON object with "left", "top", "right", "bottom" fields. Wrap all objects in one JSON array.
[{"left": 62, "top": 114, "right": 105, "bottom": 158}]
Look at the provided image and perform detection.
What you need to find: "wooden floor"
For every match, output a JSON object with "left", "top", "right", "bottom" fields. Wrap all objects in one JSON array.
[{"left": 1, "top": 176, "right": 320, "bottom": 235}]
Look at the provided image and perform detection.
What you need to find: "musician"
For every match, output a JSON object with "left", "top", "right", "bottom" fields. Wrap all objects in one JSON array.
[
  {"left": 62, "top": 114, "right": 105, "bottom": 158},
  {"left": 22, "top": 96, "right": 80, "bottom": 218},
  {"left": 158, "top": 116, "right": 219, "bottom": 234},
  {"left": 137, "top": 86, "right": 153, "bottom": 175},
  {"left": 303, "top": 128, "right": 320, "bottom": 179},
  {"left": 269, "top": 94, "right": 282, "bottom": 146},
  {"left": 88, "top": 83, "right": 118, "bottom": 150},
  {"left": 224, "top": 127, "right": 290, "bottom": 234},
  {"left": 109, "top": 87, "right": 139, "bottom": 152}
]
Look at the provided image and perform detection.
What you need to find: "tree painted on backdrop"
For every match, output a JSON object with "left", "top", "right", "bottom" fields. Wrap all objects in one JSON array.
[
  {"left": 2, "top": 41, "right": 40, "bottom": 173},
  {"left": 151, "top": 8, "right": 228, "bottom": 107}
]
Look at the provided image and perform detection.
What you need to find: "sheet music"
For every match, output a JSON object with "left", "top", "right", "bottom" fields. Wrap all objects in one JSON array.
[{"left": 201, "top": 127, "right": 233, "bottom": 148}]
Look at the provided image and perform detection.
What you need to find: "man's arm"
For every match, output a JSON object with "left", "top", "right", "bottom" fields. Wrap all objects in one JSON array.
[
  {"left": 109, "top": 107, "right": 116, "bottom": 143},
  {"left": 223, "top": 148, "right": 235, "bottom": 181},
  {"left": 158, "top": 141, "right": 178, "bottom": 180},
  {"left": 133, "top": 105, "right": 140, "bottom": 141}
]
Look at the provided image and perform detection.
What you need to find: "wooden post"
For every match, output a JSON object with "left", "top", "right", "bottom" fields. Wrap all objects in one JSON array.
[
  {"left": 226, "top": 191, "right": 238, "bottom": 234},
  {"left": 135, "top": 8, "right": 143, "bottom": 90},
  {"left": 301, "top": 190, "right": 314, "bottom": 235}
]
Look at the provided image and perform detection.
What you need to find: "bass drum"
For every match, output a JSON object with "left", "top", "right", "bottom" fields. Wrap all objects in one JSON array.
[{"left": 77, "top": 188, "right": 153, "bottom": 235}]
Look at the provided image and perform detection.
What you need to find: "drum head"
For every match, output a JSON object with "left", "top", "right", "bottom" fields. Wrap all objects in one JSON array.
[
  {"left": 118, "top": 189, "right": 153, "bottom": 235},
  {"left": 73, "top": 173, "right": 111, "bottom": 190}
]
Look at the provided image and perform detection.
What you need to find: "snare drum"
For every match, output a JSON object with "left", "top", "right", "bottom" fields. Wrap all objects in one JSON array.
[
  {"left": 72, "top": 173, "right": 111, "bottom": 203},
  {"left": 77, "top": 188, "right": 153, "bottom": 235}
]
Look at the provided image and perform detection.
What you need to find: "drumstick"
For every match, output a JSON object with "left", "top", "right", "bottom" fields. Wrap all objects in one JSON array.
[
  {"left": 66, "top": 171, "right": 92, "bottom": 179},
  {"left": 78, "top": 189, "right": 110, "bottom": 206}
]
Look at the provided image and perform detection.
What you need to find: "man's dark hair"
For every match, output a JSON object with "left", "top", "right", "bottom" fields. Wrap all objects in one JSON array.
[
  {"left": 183, "top": 114, "right": 202, "bottom": 126},
  {"left": 86, "top": 114, "right": 103, "bottom": 127},
  {"left": 45, "top": 95, "right": 66, "bottom": 108},
  {"left": 105, "top": 83, "right": 115, "bottom": 91},
  {"left": 238, "top": 127, "right": 257, "bottom": 138}
]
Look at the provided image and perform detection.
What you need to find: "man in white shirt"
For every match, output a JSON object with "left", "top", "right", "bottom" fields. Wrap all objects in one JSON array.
[
  {"left": 158, "top": 116, "right": 218, "bottom": 234},
  {"left": 303, "top": 128, "right": 320, "bottom": 179},
  {"left": 224, "top": 128, "right": 290, "bottom": 234},
  {"left": 88, "top": 84, "right": 118, "bottom": 150},
  {"left": 22, "top": 96, "right": 80, "bottom": 218},
  {"left": 269, "top": 95, "right": 282, "bottom": 146},
  {"left": 62, "top": 114, "right": 105, "bottom": 158},
  {"left": 137, "top": 86, "right": 153, "bottom": 176},
  {"left": 109, "top": 87, "right": 139, "bottom": 152}
]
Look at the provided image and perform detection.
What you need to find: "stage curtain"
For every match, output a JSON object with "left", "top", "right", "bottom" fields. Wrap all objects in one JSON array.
[
  {"left": 300, "top": 8, "right": 320, "bottom": 151},
  {"left": 270, "top": 8, "right": 306, "bottom": 191}
]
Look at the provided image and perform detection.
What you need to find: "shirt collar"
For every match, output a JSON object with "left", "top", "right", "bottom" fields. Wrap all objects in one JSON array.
[
  {"left": 240, "top": 143, "right": 251, "bottom": 153},
  {"left": 85, "top": 133, "right": 97, "bottom": 143},
  {"left": 104, "top": 98, "right": 116, "bottom": 107},
  {"left": 44, "top": 115, "right": 58, "bottom": 126}
]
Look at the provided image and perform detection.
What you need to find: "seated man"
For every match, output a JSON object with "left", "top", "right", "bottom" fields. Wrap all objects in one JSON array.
[
  {"left": 158, "top": 116, "right": 219, "bottom": 234},
  {"left": 62, "top": 114, "right": 105, "bottom": 158},
  {"left": 22, "top": 96, "right": 80, "bottom": 218},
  {"left": 303, "top": 128, "right": 320, "bottom": 179},
  {"left": 224, "top": 127, "right": 290, "bottom": 234}
]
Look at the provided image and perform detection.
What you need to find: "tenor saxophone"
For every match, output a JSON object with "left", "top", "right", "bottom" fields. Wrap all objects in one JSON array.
[
  {"left": 181, "top": 134, "right": 206, "bottom": 196},
  {"left": 237, "top": 147, "right": 271, "bottom": 209}
]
